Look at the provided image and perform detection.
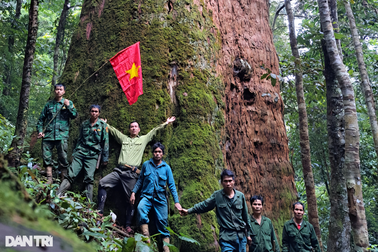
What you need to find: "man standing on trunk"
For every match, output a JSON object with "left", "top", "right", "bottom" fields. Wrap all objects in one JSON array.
[
  {"left": 130, "top": 142, "right": 181, "bottom": 251},
  {"left": 249, "top": 195, "right": 280, "bottom": 252},
  {"left": 37, "top": 84, "right": 77, "bottom": 184},
  {"left": 180, "top": 170, "right": 252, "bottom": 252},
  {"left": 57, "top": 105, "right": 109, "bottom": 202},
  {"left": 97, "top": 117, "right": 175, "bottom": 234},
  {"left": 282, "top": 202, "right": 321, "bottom": 252}
]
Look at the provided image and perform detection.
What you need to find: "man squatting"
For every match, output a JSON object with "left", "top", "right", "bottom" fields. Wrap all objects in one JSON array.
[
  {"left": 130, "top": 142, "right": 182, "bottom": 251},
  {"left": 37, "top": 83, "right": 77, "bottom": 184},
  {"left": 96, "top": 116, "right": 176, "bottom": 234},
  {"left": 57, "top": 105, "right": 109, "bottom": 202}
]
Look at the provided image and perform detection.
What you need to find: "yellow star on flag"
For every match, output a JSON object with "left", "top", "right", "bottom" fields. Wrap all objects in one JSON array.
[{"left": 125, "top": 63, "right": 141, "bottom": 81}]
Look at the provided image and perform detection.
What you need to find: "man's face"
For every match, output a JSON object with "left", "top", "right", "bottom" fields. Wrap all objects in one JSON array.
[
  {"left": 90, "top": 108, "right": 100, "bottom": 120},
  {"left": 293, "top": 204, "right": 304, "bottom": 221},
  {"left": 251, "top": 199, "right": 263, "bottom": 214},
  {"left": 221, "top": 175, "right": 235, "bottom": 190},
  {"left": 153, "top": 147, "right": 163, "bottom": 162},
  {"left": 54, "top": 85, "right": 65, "bottom": 98},
  {"left": 129, "top": 122, "right": 140, "bottom": 137}
]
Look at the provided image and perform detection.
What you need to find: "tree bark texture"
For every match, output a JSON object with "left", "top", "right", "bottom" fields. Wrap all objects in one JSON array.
[
  {"left": 52, "top": 0, "right": 70, "bottom": 87},
  {"left": 344, "top": 0, "right": 378, "bottom": 157},
  {"left": 284, "top": 0, "right": 322, "bottom": 247},
  {"left": 59, "top": 0, "right": 296, "bottom": 250},
  {"left": 322, "top": 39, "right": 351, "bottom": 252},
  {"left": 317, "top": 0, "right": 369, "bottom": 250},
  {"left": 7, "top": 0, "right": 39, "bottom": 167}
]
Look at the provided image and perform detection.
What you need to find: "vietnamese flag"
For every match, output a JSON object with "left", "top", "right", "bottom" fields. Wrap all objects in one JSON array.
[{"left": 110, "top": 42, "right": 143, "bottom": 105}]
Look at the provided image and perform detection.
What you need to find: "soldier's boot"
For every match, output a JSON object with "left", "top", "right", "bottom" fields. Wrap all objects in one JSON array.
[
  {"left": 97, "top": 185, "right": 107, "bottom": 215},
  {"left": 140, "top": 224, "right": 150, "bottom": 243},
  {"left": 162, "top": 237, "right": 170, "bottom": 252},
  {"left": 57, "top": 179, "right": 71, "bottom": 197},
  {"left": 46, "top": 166, "right": 53, "bottom": 184},
  {"left": 85, "top": 184, "right": 94, "bottom": 203},
  {"left": 60, "top": 167, "right": 67, "bottom": 182}
]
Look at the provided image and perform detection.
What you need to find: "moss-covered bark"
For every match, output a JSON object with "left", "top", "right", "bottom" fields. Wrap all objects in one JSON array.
[{"left": 59, "top": 0, "right": 297, "bottom": 250}]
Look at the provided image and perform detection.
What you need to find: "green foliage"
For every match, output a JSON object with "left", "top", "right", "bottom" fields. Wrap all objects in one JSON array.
[{"left": 0, "top": 114, "right": 15, "bottom": 154}]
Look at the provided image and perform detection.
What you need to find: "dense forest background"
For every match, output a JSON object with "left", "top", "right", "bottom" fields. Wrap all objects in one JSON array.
[{"left": 0, "top": 0, "right": 378, "bottom": 251}]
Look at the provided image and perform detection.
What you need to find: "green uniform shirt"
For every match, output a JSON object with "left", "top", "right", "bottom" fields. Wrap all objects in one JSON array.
[
  {"left": 75, "top": 119, "right": 109, "bottom": 162},
  {"left": 282, "top": 219, "right": 321, "bottom": 252},
  {"left": 249, "top": 215, "right": 280, "bottom": 252},
  {"left": 36, "top": 98, "right": 77, "bottom": 140},
  {"left": 188, "top": 189, "right": 252, "bottom": 242},
  {"left": 107, "top": 122, "right": 167, "bottom": 167}
]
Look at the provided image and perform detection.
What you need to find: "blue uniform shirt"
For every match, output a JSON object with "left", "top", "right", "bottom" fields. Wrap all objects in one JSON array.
[{"left": 132, "top": 159, "right": 179, "bottom": 203}]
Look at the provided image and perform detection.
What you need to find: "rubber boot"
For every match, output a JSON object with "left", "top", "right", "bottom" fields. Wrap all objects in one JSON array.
[
  {"left": 97, "top": 185, "right": 107, "bottom": 214},
  {"left": 60, "top": 167, "right": 67, "bottom": 182},
  {"left": 85, "top": 184, "right": 93, "bottom": 202},
  {"left": 46, "top": 166, "right": 53, "bottom": 185},
  {"left": 162, "top": 237, "right": 170, "bottom": 252},
  {"left": 140, "top": 224, "right": 150, "bottom": 243},
  {"left": 57, "top": 179, "right": 71, "bottom": 197}
]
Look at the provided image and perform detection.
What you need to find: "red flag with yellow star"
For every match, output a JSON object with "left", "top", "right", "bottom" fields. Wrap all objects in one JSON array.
[{"left": 110, "top": 42, "right": 143, "bottom": 105}]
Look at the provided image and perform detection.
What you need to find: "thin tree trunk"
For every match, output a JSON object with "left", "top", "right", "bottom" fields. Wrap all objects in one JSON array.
[
  {"left": 324, "top": 1, "right": 351, "bottom": 250},
  {"left": 52, "top": 0, "right": 70, "bottom": 87},
  {"left": 3, "top": 0, "right": 23, "bottom": 96},
  {"left": 322, "top": 39, "right": 351, "bottom": 252},
  {"left": 6, "top": 0, "right": 39, "bottom": 167},
  {"left": 344, "top": 0, "right": 378, "bottom": 156},
  {"left": 317, "top": 0, "right": 369, "bottom": 250},
  {"left": 284, "top": 0, "right": 323, "bottom": 247}
]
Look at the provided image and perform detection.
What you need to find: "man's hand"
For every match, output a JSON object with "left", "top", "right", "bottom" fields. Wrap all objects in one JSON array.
[
  {"left": 37, "top": 132, "right": 45, "bottom": 139},
  {"left": 130, "top": 192, "right": 136, "bottom": 205},
  {"left": 175, "top": 203, "right": 182, "bottom": 211},
  {"left": 64, "top": 99, "right": 70, "bottom": 106},
  {"left": 101, "top": 162, "right": 108, "bottom": 166},
  {"left": 100, "top": 118, "right": 107, "bottom": 123},
  {"left": 166, "top": 116, "right": 176, "bottom": 124},
  {"left": 247, "top": 236, "right": 252, "bottom": 246},
  {"left": 180, "top": 208, "right": 189, "bottom": 216}
]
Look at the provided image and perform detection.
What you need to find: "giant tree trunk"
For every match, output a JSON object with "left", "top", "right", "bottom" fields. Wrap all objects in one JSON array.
[
  {"left": 6, "top": 0, "right": 39, "bottom": 167},
  {"left": 52, "top": 0, "right": 70, "bottom": 87},
  {"left": 344, "top": 0, "right": 378, "bottom": 157},
  {"left": 60, "top": 0, "right": 296, "bottom": 250},
  {"left": 317, "top": 0, "right": 369, "bottom": 250},
  {"left": 284, "top": 0, "right": 322, "bottom": 247},
  {"left": 323, "top": 0, "right": 351, "bottom": 251}
]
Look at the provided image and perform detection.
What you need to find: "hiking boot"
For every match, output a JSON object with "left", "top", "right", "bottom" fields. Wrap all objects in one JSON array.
[
  {"left": 57, "top": 179, "right": 71, "bottom": 197},
  {"left": 85, "top": 184, "right": 93, "bottom": 202}
]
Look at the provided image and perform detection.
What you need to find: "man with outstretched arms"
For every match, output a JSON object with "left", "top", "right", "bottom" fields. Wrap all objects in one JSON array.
[
  {"left": 282, "top": 202, "right": 321, "bottom": 252},
  {"left": 130, "top": 142, "right": 181, "bottom": 252},
  {"left": 36, "top": 83, "right": 77, "bottom": 184},
  {"left": 249, "top": 195, "right": 280, "bottom": 252},
  {"left": 57, "top": 105, "right": 109, "bottom": 202},
  {"left": 97, "top": 116, "right": 175, "bottom": 234},
  {"left": 180, "top": 169, "right": 252, "bottom": 252}
]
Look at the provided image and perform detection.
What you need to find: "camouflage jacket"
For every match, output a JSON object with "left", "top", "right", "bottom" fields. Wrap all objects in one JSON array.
[
  {"left": 75, "top": 119, "right": 109, "bottom": 162},
  {"left": 36, "top": 98, "right": 77, "bottom": 141}
]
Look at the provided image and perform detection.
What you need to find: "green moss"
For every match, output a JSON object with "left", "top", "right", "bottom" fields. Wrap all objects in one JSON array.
[{"left": 59, "top": 0, "right": 225, "bottom": 250}]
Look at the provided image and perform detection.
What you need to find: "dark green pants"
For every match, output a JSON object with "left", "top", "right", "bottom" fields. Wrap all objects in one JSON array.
[
  {"left": 42, "top": 139, "right": 68, "bottom": 168},
  {"left": 66, "top": 150, "right": 98, "bottom": 184}
]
